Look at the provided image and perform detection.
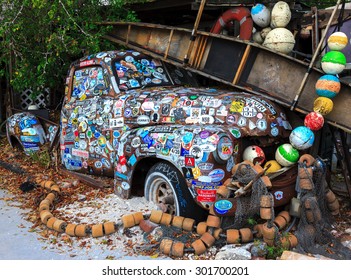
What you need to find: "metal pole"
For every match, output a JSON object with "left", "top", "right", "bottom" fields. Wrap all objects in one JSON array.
[{"left": 290, "top": 0, "right": 342, "bottom": 111}]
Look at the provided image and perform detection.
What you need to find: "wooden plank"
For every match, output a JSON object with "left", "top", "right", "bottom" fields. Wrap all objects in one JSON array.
[
  {"left": 59, "top": 168, "right": 110, "bottom": 189},
  {"left": 232, "top": 44, "right": 251, "bottom": 85},
  {"left": 164, "top": 29, "right": 174, "bottom": 59}
]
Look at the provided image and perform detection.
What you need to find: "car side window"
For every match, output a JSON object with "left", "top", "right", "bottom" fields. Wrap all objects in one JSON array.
[{"left": 72, "top": 66, "right": 109, "bottom": 100}]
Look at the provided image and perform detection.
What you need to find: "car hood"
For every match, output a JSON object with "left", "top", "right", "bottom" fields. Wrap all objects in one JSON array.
[{"left": 120, "top": 86, "right": 292, "bottom": 138}]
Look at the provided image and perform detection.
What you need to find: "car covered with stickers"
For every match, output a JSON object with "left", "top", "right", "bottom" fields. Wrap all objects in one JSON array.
[{"left": 7, "top": 49, "right": 295, "bottom": 221}]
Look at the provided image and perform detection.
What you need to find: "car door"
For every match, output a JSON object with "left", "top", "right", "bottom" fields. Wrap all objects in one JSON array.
[{"left": 60, "top": 64, "right": 115, "bottom": 177}]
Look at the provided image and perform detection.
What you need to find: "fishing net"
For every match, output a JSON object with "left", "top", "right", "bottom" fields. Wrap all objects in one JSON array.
[
  {"left": 294, "top": 157, "right": 351, "bottom": 260},
  {"left": 222, "top": 162, "right": 270, "bottom": 229}
]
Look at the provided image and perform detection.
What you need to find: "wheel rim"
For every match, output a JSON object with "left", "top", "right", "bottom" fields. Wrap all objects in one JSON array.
[{"left": 147, "top": 174, "right": 178, "bottom": 216}]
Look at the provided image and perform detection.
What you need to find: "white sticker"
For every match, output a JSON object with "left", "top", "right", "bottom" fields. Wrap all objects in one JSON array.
[
  {"left": 137, "top": 115, "right": 150, "bottom": 125},
  {"left": 109, "top": 118, "right": 124, "bottom": 128}
]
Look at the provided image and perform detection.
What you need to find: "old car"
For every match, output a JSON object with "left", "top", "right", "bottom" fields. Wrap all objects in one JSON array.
[{"left": 7, "top": 49, "right": 295, "bottom": 221}]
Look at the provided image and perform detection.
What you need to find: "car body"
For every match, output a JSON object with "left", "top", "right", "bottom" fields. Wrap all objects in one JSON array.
[{"left": 7, "top": 49, "right": 295, "bottom": 221}]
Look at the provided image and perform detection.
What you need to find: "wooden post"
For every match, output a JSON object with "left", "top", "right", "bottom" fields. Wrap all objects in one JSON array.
[{"left": 184, "top": 0, "right": 207, "bottom": 65}]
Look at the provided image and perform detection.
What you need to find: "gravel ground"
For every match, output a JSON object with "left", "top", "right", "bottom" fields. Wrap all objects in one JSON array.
[{"left": 0, "top": 188, "right": 168, "bottom": 260}]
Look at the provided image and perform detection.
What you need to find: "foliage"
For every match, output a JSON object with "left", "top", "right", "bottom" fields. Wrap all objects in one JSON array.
[
  {"left": 28, "top": 143, "right": 52, "bottom": 168},
  {"left": 265, "top": 244, "right": 285, "bottom": 259},
  {"left": 0, "top": 0, "right": 139, "bottom": 101}
]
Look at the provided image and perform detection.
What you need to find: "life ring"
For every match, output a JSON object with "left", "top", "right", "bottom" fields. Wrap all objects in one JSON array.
[{"left": 210, "top": 7, "right": 253, "bottom": 40}]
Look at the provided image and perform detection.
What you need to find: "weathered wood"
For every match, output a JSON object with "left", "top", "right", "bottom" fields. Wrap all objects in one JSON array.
[
  {"left": 233, "top": 44, "right": 251, "bottom": 85},
  {"left": 59, "top": 168, "right": 110, "bottom": 189},
  {"left": 0, "top": 159, "right": 27, "bottom": 175},
  {"left": 103, "top": 21, "right": 351, "bottom": 133}
]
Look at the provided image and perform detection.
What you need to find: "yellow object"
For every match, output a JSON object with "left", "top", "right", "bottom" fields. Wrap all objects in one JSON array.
[
  {"left": 264, "top": 160, "right": 281, "bottom": 173},
  {"left": 313, "top": 97, "right": 334, "bottom": 115}
]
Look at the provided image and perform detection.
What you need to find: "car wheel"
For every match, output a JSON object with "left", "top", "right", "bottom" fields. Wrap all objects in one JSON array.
[{"left": 144, "top": 162, "right": 207, "bottom": 222}]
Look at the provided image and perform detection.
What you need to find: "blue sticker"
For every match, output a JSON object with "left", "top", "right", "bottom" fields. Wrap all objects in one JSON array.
[
  {"left": 124, "top": 108, "right": 132, "bottom": 117},
  {"left": 69, "top": 159, "right": 82, "bottom": 167},
  {"left": 128, "top": 154, "right": 137, "bottom": 166},
  {"left": 214, "top": 200, "right": 233, "bottom": 215},
  {"left": 20, "top": 135, "right": 40, "bottom": 143},
  {"left": 22, "top": 142, "right": 39, "bottom": 149},
  {"left": 115, "top": 172, "right": 128, "bottom": 180},
  {"left": 209, "top": 169, "right": 225, "bottom": 183}
]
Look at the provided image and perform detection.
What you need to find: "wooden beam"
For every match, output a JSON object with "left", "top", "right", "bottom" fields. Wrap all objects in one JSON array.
[{"left": 232, "top": 45, "right": 251, "bottom": 85}]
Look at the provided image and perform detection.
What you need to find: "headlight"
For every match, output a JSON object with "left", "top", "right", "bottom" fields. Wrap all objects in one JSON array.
[{"left": 213, "top": 134, "right": 234, "bottom": 164}]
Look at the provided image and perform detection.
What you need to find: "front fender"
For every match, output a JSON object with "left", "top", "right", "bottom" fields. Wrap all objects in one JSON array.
[
  {"left": 114, "top": 124, "right": 240, "bottom": 210},
  {"left": 6, "top": 112, "right": 47, "bottom": 154}
]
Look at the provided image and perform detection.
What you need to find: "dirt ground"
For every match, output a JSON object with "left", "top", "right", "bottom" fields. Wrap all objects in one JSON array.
[{"left": 0, "top": 136, "right": 351, "bottom": 260}]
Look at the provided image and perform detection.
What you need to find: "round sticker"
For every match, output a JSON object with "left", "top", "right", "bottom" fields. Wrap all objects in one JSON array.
[
  {"left": 121, "top": 182, "right": 130, "bottom": 190},
  {"left": 94, "top": 161, "right": 102, "bottom": 168},
  {"left": 209, "top": 169, "right": 225, "bottom": 182},
  {"left": 214, "top": 200, "right": 233, "bottom": 215},
  {"left": 190, "top": 145, "right": 203, "bottom": 160}
]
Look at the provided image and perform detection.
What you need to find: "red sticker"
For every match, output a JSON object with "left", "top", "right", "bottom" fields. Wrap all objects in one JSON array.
[
  {"left": 197, "top": 189, "right": 217, "bottom": 202},
  {"left": 185, "top": 155, "right": 195, "bottom": 167}
]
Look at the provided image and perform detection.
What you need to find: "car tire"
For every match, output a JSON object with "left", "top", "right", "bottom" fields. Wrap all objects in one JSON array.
[{"left": 144, "top": 162, "right": 207, "bottom": 222}]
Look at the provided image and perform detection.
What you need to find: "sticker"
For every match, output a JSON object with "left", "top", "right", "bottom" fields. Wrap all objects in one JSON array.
[
  {"left": 217, "top": 137, "right": 233, "bottom": 160},
  {"left": 190, "top": 145, "right": 203, "bottom": 161},
  {"left": 137, "top": 115, "right": 150, "bottom": 125},
  {"left": 151, "top": 112, "right": 160, "bottom": 122},
  {"left": 69, "top": 159, "right": 82, "bottom": 167},
  {"left": 226, "top": 156, "right": 234, "bottom": 172},
  {"left": 208, "top": 134, "right": 219, "bottom": 144},
  {"left": 97, "top": 136, "right": 106, "bottom": 147},
  {"left": 214, "top": 200, "right": 233, "bottom": 215},
  {"left": 230, "top": 100, "right": 245, "bottom": 113},
  {"left": 198, "top": 162, "right": 214, "bottom": 172},
  {"left": 209, "top": 169, "right": 225, "bottom": 183},
  {"left": 271, "top": 127, "right": 279, "bottom": 137},
  {"left": 94, "top": 161, "right": 103, "bottom": 168},
  {"left": 191, "top": 107, "right": 201, "bottom": 118},
  {"left": 101, "top": 158, "right": 111, "bottom": 168},
  {"left": 199, "top": 130, "right": 210, "bottom": 139},
  {"left": 274, "top": 191, "right": 283, "bottom": 201},
  {"left": 128, "top": 154, "right": 137, "bottom": 166},
  {"left": 200, "top": 115, "right": 214, "bottom": 124},
  {"left": 230, "top": 128, "right": 241, "bottom": 139},
  {"left": 124, "top": 108, "right": 132, "bottom": 117},
  {"left": 141, "top": 101, "right": 154, "bottom": 111},
  {"left": 78, "top": 140, "right": 87, "bottom": 150},
  {"left": 256, "top": 119, "right": 267, "bottom": 131},
  {"left": 197, "top": 189, "right": 217, "bottom": 203},
  {"left": 121, "top": 181, "right": 130, "bottom": 190},
  {"left": 242, "top": 106, "right": 257, "bottom": 117},
  {"left": 198, "top": 176, "right": 212, "bottom": 183},
  {"left": 20, "top": 135, "right": 40, "bottom": 143},
  {"left": 131, "top": 137, "right": 141, "bottom": 148},
  {"left": 109, "top": 118, "right": 124, "bottom": 128},
  {"left": 226, "top": 115, "right": 237, "bottom": 124},
  {"left": 185, "top": 155, "right": 195, "bottom": 167},
  {"left": 72, "top": 148, "right": 89, "bottom": 158},
  {"left": 237, "top": 116, "right": 247, "bottom": 127},
  {"left": 22, "top": 142, "right": 39, "bottom": 149},
  {"left": 182, "top": 167, "right": 194, "bottom": 179},
  {"left": 115, "top": 172, "right": 128, "bottom": 180},
  {"left": 200, "top": 143, "right": 216, "bottom": 153}
]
